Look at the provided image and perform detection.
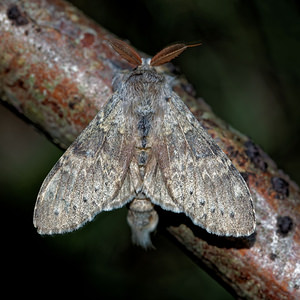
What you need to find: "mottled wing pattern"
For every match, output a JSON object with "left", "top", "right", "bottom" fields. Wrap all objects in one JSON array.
[
  {"left": 34, "top": 95, "right": 140, "bottom": 234},
  {"left": 143, "top": 93, "right": 255, "bottom": 236}
]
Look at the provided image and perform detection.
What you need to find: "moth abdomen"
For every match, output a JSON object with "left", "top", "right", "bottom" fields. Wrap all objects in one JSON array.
[
  {"left": 127, "top": 197, "right": 159, "bottom": 248},
  {"left": 137, "top": 114, "right": 152, "bottom": 148}
]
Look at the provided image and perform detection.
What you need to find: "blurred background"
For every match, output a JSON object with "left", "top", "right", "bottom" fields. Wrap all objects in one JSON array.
[{"left": 1, "top": 0, "right": 299, "bottom": 299}]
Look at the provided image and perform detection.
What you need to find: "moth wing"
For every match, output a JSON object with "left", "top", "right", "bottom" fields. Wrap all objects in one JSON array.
[
  {"left": 34, "top": 95, "right": 140, "bottom": 234},
  {"left": 143, "top": 94, "right": 255, "bottom": 236}
]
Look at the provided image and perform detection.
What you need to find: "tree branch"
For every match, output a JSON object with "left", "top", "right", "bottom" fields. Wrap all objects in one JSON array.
[{"left": 0, "top": 1, "right": 299, "bottom": 299}]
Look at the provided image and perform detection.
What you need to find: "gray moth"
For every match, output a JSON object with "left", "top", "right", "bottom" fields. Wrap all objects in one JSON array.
[{"left": 33, "top": 39, "right": 256, "bottom": 248}]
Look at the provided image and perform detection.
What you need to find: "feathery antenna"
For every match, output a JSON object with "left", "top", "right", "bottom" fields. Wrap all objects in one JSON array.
[
  {"left": 109, "top": 38, "right": 142, "bottom": 67},
  {"left": 150, "top": 43, "right": 201, "bottom": 66}
]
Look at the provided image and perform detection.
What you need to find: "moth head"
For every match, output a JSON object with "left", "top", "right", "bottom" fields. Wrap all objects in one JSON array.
[{"left": 108, "top": 38, "right": 201, "bottom": 68}]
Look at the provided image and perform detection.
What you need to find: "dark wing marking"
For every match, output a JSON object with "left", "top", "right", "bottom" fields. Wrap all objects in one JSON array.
[
  {"left": 34, "top": 94, "right": 141, "bottom": 234},
  {"left": 143, "top": 93, "right": 255, "bottom": 236}
]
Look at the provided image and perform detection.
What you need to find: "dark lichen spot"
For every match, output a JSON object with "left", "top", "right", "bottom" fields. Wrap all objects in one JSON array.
[
  {"left": 73, "top": 205, "right": 77, "bottom": 211},
  {"left": 68, "top": 102, "right": 76, "bottom": 109},
  {"left": 269, "top": 253, "right": 277, "bottom": 261},
  {"left": 165, "top": 97, "right": 171, "bottom": 102},
  {"left": 200, "top": 199, "right": 205, "bottom": 206},
  {"left": 202, "top": 213, "right": 207, "bottom": 220},
  {"left": 271, "top": 177, "right": 289, "bottom": 199},
  {"left": 240, "top": 172, "right": 249, "bottom": 183},
  {"left": 220, "top": 209, "right": 224, "bottom": 216},
  {"left": 226, "top": 145, "right": 238, "bottom": 158},
  {"left": 211, "top": 208, "right": 215, "bottom": 213},
  {"left": 42, "top": 99, "right": 64, "bottom": 118},
  {"left": 230, "top": 211, "right": 235, "bottom": 218},
  {"left": 17, "top": 79, "right": 25, "bottom": 89},
  {"left": 7, "top": 5, "right": 20, "bottom": 19},
  {"left": 277, "top": 216, "right": 293, "bottom": 236},
  {"left": 83, "top": 196, "right": 88, "bottom": 202},
  {"left": 244, "top": 140, "right": 268, "bottom": 171},
  {"left": 54, "top": 210, "right": 59, "bottom": 216},
  {"left": 294, "top": 284, "right": 299, "bottom": 290},
  {"left": 181, "top": 82, "right": 196, "bottom": 97},
  {"left": 68, "top": 95, "right": 82, "bottom": 110},
  {"left": 7, "top": 5, "right": 29, "bottom": 26}
]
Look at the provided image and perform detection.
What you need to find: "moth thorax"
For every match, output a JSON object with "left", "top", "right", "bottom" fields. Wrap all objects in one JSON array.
[{"left": 127, "top": 198, "right": 158, "bottom": 249}]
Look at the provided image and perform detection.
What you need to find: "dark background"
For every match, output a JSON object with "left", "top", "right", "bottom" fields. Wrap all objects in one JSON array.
[{"left": 1, "top": 0, "right": 299, "bottom": 299}]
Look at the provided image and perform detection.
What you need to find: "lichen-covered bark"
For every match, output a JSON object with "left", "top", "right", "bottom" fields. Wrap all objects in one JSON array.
[
  {"left": 0, "top": 0, "right": 126, "bottom": 148},
  {"left": 0, "top": 1, "right": 299, "bottom": 299}
]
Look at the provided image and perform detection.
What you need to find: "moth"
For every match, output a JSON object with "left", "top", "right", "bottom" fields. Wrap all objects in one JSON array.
[{"left": 34, "top": 39, "right": 256, "bottom": 248}]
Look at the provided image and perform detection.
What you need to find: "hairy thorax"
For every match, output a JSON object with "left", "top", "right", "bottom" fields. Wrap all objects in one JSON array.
[{"left": 120, "top": 67, "right": 168, "bottom": 168}]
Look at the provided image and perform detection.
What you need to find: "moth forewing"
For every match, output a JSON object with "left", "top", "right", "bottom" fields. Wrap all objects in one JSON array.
[
  {"left": 33, "top": 94, "right": 138, "bottom": 234},
  {"left": 150, "top": 93, "right": 255, "bottom": 236},
  {"left": 141, "top": 91, "right": 255, "bottom": 237}
]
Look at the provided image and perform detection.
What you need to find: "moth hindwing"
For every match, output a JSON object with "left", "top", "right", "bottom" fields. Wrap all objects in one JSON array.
[{"left": 34, "top": 39, "right": 255, "bottom": 248}]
